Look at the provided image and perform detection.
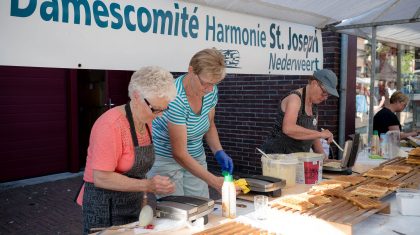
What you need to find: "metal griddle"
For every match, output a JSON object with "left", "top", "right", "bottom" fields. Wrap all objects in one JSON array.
[
  {"left": 241, "top": 175, "right": 286, "bottom": 197},
  {"left": 156, "top": 195, "right": 214, "bottom": 224}
]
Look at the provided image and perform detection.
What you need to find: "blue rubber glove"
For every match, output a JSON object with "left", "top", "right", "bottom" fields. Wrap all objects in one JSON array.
[{"left": 215, "top": 150, "right": 234, "bottom": 174}]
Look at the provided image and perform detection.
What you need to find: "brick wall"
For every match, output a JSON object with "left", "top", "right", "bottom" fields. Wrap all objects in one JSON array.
[{"left": 205, "top": 30, "right": 342, "bottom": 176}]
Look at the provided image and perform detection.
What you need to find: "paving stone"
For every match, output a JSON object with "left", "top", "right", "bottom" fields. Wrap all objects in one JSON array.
[{"left": 0, "top": 174, "right": 220, "bottom": 234}]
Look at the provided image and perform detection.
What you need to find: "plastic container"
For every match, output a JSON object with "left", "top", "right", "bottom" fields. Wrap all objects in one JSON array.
[
  {"left": 293, "top": 152, "right": 324, "bottom": 184},
  {"left": 380, "top": 133, "right": 389, "bottom": 159},
  {"left": 370, "top": 130, "right": 380, "bottom": 156},
  {"left": 221, "top": 171, "right": 236, "bottom": 219},
  {"left": 396, "top": 188, "right": 420, "bottom": 216},
  {"left": 261, "top": 154, "right": 298, "bottom": 187},
  {"left": 386, "top": 130, "right": 400, "bottom": 159}
]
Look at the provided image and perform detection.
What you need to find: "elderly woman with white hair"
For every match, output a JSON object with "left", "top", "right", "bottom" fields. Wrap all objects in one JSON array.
[{"left": 76, "top": 66, "right": 177, "bottom": 234}]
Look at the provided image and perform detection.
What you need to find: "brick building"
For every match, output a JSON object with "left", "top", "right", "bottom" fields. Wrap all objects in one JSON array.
[{"left": 206, "top": 30, "right": 355, "bottom": 175}]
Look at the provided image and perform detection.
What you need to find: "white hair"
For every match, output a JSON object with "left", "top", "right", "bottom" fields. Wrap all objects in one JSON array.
[{"left": 128, "top": 66, "right": 177, "bottom": 101}]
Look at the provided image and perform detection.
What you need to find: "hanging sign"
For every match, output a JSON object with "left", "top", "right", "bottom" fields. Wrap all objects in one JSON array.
[{"left": 0, "top": 0, "right": 323, "bottom": 74}]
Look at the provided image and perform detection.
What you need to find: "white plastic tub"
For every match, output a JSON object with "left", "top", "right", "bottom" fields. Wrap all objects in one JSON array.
[
  {"left": 292, "top": 152, "right": 324, "bottom": 184},
  {"left": 261, "top": 154, "right": 298, "bottom": 187},
  {"left": 396, "top": 188, "right": 420, "bottom": 216}
]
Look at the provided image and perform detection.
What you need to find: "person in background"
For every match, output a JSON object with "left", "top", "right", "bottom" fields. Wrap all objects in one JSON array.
[
  {"left": 374, "top": 80, "right": 390, "bottom": 113},
  {"left": 387, "top": 81, "right": 397, "bottom": 97},
  {"left": 261, "top": 69, "right": 339, "bottom": 160},
  {"left": 149, "top": 48, "right": 233, "bottom": 198},
  {"left": 356, "top": 84, "right": 369, "bottom": 122},
  {"left": 373, "top": 91, "right": 417, "bottom": 139},
  {"left": 76, "top": 66, "right": 177, "bottom": 234}
]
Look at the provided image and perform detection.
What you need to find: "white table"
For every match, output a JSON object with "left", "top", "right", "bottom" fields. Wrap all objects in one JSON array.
[
  {"left": 95, "top": 160, "right": 420, "bottom": 235},
  {"left": 140, "top": 183, "right": 419, "bottom": 235},
  {"left": 168, "top": 159, "right": 419, "bottom": 235}
]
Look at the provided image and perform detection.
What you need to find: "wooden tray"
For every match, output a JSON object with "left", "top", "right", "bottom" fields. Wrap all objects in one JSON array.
[
  {"left": 270, "top": 197, "right": 389, "bottom": 232},
  {"left": 269, "top": 157, "right": 420, "bottom": 235},
  {"left": 192, "top": 221, "right": 275, "bottom": 235},
  {"left": 374, "top": 157, "right": 420, "bottom": 189}
]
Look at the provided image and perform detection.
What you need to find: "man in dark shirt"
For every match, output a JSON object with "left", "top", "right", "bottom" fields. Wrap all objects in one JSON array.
[
  {"left": 373, "top": 107, "right": 401, "bottom": 135},
  {"left": 373, "top": 91, "right": 417, "bottom": 139}
]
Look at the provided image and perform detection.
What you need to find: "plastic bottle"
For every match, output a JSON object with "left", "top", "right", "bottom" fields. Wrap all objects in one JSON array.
[
  {"left": 221, "top": 171, "right": 236, "bottom": 219},
  {"left": 370, "top": 130, "right": 380, "bottom": 157},
  {"left": 380, "top": 133, "right": 389, "bottom": 158}
]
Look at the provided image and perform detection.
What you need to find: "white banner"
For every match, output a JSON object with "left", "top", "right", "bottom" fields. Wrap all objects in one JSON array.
[{"left": 0, "top": 0, "right": 323, "bottom": 75}]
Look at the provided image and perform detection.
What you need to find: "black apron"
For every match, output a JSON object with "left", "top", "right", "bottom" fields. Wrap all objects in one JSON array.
[
  {"left": 262, "top": 87, "right": 318, "bottom": 154},
  {"left": 82, "top": 102, "right": 155, "bottom": 234}
]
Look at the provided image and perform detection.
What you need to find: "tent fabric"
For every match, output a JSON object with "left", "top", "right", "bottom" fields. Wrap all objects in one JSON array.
[
  {"left": 184, "top": 0, "right": 420, "bottom": 46},
  {"left": 335, "top": 0, "right": 420, "bottom": 47},
  {"left": 183, "top": 0, "right": 392, "bottom": 28}
]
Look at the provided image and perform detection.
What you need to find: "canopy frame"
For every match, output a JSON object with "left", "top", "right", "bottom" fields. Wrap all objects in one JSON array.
[{"left": 327, "top": 4, "right": 420, "bottom": 142}]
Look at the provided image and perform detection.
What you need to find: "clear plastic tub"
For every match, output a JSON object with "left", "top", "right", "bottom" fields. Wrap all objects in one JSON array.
[
  {"left": 292, "top": 152, "right": 324, "bottom": 184},
  {"left": 261, "top": 154, "right": 298, "bottom": 187},
  {"left": 396, "top": 188, "right": 420, "bottom": 216}
]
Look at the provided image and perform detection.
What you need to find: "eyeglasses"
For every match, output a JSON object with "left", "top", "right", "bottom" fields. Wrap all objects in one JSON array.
[
  {"left": 317, "top": 81, "right": 329, "bottom": 97},
  {"left": 196, "top": 74, "right": 221, "bottom": 88},
  {"left": 144, "top": 98, "right": 168, "bottom": 114}
]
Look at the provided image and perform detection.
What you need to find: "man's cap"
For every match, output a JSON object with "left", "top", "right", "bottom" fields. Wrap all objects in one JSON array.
[{"left": 313, "top": 69, "right": 339, "bottom": 97}]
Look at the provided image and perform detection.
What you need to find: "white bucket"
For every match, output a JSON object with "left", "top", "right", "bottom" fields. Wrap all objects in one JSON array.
[
  {"left": 292, "top": 152, "right": 324, "bottom": 184},
  {"left": 261, "top": 154, "right": 298, "bottom": 187}
]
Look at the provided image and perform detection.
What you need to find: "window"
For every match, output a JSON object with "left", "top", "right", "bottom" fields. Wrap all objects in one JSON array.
[{"left": 355, "top": 38, "right": 419, "bottom": 145}]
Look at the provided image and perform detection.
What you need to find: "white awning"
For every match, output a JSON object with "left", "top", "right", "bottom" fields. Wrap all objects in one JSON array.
[
  {"left": 335, "top": 0, "right": 420, "bottom": 47},
  {"left": 183, "top": 0, "right": 420, "bottom": 46},
  {"left": 183, "top": 0, "right": 392, "bottom": 28}
]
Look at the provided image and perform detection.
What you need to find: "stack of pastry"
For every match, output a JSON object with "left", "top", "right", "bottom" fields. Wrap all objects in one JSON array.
[
  {"left": 382, "top": 165, "right": 413, "bottom": 174},
  {"left": 407, "top": 147, "right": 420, "bottom": 164},
  {"left": 296, "top": 193, "right": 332, "bottom": 206},
  {"left": 272, "top": 193, "right": 332, "bottom": 211},
  {"left": 312, "top": 187, "right": 383, "bottom": 209},
  {"left": 308, "top": 183, "right": 344, "bottom": 194},
  {"left": 351, "top": 184, "right": 389, "bottom": 198},
  {"left": 273, "top": 196, "right": 315, "bottom": 211},
  {"left": 369, "top": 179, "right": 401, "bottom": 191},
  {"left": 308, "top": 187, "right": 383, "bottom": 209},
  {"left": 348, "top": 196, "right": 383, "bottom": 209},
  {"left": 322, "top": 188, "right": 353, "bottom": 200},
  {"left": 363, "top": 169, "right": 397, "bottom": 179},
  {"left": 332, "top": 175, "right": 367, "bottom": 186},
  {"left": 318, "top": 179, "right": 352, "bottom": 188}
]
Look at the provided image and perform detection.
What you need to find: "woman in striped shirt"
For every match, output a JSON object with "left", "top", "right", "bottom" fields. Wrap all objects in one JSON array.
[{"left": 149, "top": 48, "right": 233, "bottom": 197}]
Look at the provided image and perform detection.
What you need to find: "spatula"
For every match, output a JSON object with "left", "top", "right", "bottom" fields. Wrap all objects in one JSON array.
[
  {"left": 321, "top": 128, "right": 344, "bottom": 152},
  {"left": 256, "top": 147, "right": 275, "bottom": 160}
]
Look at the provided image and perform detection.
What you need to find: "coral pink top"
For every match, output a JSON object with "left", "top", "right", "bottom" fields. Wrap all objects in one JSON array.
[{"left": 76, "top": 107, "right": 151, "bottom": 205}]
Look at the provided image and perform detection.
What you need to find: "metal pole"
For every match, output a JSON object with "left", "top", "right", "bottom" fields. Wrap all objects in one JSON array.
[
  {"left": 397, "top": 44, "right": 402, "bottom": 121},
  {"left": 397, "top": 44, "right": 402, "bottom": 90},
  {"left": 339, "top": 34, "right": 348, "bottom": 159},
  {"left": 368, "top": 26, "right": 377, "bottom": 143}
]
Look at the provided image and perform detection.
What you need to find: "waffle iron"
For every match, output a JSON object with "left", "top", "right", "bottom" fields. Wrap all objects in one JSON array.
[
  {"left": 240, "top": 175, "right": 286, "bottom": 197},
  {"left": 156, "top": 195, "right": 214, "bottom": 224}
]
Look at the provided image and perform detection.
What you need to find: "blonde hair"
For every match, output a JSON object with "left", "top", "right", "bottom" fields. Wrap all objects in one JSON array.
[
  {"left": 390, "top": 91, "right": 408, "bottom": 104},
  {"left": 128, "top": 66, "right": 177, "bottom": 101},
  {"left": 189, "top": 48, "right": 226, "bottom": 81}
]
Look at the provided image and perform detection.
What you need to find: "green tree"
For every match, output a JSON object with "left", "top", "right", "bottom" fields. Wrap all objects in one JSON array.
[{"left": 402, "top": 52, "right": 414, "bottom": 74}]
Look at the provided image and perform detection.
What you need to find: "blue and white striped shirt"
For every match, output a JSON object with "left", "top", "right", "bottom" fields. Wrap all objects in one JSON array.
[{"left": 152, "top": 75, "right": 218, "bottom": 158}]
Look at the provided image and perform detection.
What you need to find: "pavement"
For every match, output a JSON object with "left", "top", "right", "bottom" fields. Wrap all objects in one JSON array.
[
  {"left": 0, "top": 172, "right": 220, "bottom": 235},
  {"left": 0, "top": 173, "right": 84, "bottom": 235}
]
